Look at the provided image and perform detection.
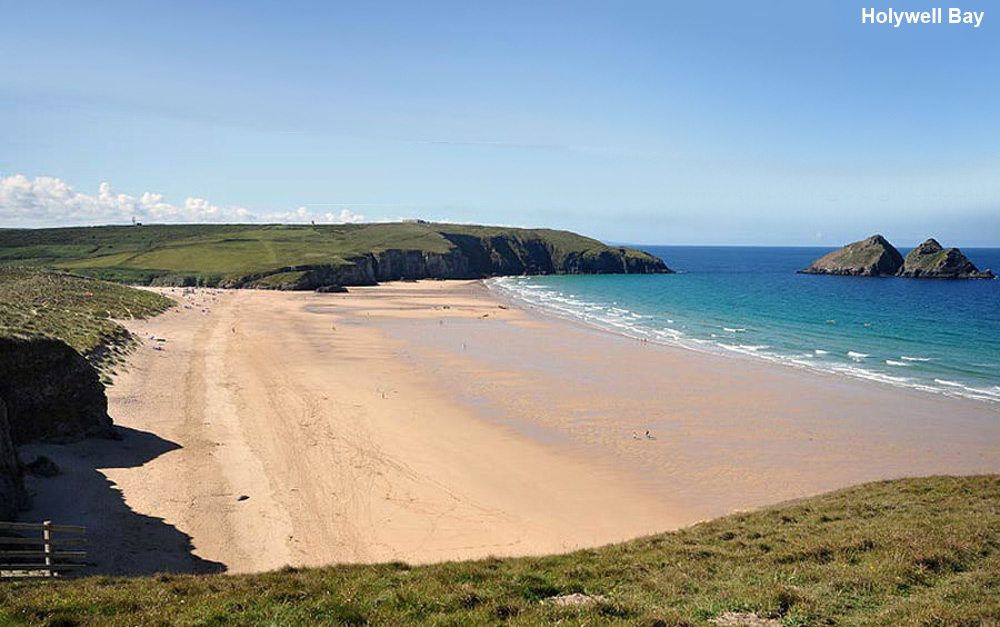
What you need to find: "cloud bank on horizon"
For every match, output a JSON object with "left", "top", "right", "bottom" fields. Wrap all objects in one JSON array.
[{"left": 0, "top": 175, "right": 365, "bottom": 227}]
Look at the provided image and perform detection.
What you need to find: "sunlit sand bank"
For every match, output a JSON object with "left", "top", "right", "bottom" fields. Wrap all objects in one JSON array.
[{"left": 22, "top": 280, "right": 1000, "bottom": 574}]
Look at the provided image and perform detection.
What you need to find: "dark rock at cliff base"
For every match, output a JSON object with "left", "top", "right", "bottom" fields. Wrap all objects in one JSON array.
[
  {"left": 897, "top": 239, "right": 995, "bottom": 279},
  {"left": 25, "top": 455, "right": 60, "bottom": 478},
  {"left": 0, "top": 398, "right": 27, "bottom": 520},
  {"left": 0, "top": 338, "right": 115, "bottom": 445},
  {"left": 799, "top": 235, "right": 904, "bottom": 277},
  {"left": 314, "top": 285, "right": 348, "bottom": 293}
]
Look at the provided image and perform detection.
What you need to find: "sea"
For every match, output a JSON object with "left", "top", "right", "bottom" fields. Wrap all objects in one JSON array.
[{"left": 489, "top": 246, "right": 1000, "bottom": 405}]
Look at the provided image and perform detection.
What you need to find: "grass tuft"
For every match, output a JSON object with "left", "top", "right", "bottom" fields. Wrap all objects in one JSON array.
[{"left": 0, "top": 475, "right": 996, "bottom": 625}]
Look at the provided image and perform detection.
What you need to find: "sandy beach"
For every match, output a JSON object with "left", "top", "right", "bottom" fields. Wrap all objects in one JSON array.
[{"left": 21, "top": 280, "right": 1000, "bottom": 575}]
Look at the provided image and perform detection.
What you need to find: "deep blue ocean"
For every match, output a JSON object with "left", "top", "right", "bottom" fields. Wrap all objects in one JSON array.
[{"left": 490, "top": 246, "right": 1000, "bottom": 405}]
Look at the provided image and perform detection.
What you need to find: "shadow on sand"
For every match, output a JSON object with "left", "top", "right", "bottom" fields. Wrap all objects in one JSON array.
[{"left": 18, "top": 426, "right": 226, "bottom": 576}]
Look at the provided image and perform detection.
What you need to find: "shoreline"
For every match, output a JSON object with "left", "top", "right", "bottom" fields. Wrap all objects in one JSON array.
[
  {"left": 20, "top": 279, "right": 1000, "bottom": 575},
  {"left": 347, "top": 281, "right": 1000, "bottom": 518},
  {"left": 486, "top": 276, "right": 1000, "bottom": 407}
]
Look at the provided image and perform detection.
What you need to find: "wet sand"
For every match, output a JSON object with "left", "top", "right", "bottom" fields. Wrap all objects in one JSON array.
[
  {"left": 364, "top": 281, "right": 1000, "bottom": 520},
  {"left": 22, "top": 280, "right": 1000, "bottom": 574}
]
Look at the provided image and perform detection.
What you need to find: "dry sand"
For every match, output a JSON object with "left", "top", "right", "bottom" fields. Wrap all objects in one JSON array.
[{"left": 21, "top": 280, "right": 1000, "bottom": 575}]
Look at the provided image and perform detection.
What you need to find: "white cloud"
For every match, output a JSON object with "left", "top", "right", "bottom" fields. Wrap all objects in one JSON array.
[
  {"left": 259, "top": 205, "right": 365, "bottom": 225},
  {"left": 0, "top": 174, "right": 366, "bottom": 227}
]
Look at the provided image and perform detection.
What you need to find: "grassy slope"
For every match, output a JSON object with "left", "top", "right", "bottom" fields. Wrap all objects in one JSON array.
[
  {"left": 2, "top": 475, "right": 997, "bottom": 626},
  {"left": 904, "top": 250, "right": 950, "bottom": 271},
  {"left": 809, "top": 237, "right": 892, "bottom": 271},
  {"left": 0, "top": 223, "right": 657, "bottom": 285},
  {"left": 0, "top": 267, "right": 174, "bottom": 358}
]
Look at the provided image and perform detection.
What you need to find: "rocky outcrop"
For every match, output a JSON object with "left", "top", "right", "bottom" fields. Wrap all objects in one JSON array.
[
  {"left": 227, "top": 234, "right": 671, "bottom": 290},
  {"left": 0, "top": 338, "right": 114, "bottom": 445},
  {"left": 800, "top": 235, "right": 994, "bottom": 280},
  {"left": 0, "top": 397, "right": 27, "bottom": 520},
  {"left": 897, "top": 239, "right": 994, "bottom": 279},
  {"left": 799, "top": 235, "right": 904, "bottom": 277},
  {"left": 438, "top": 233, "right": 669, "bottom": 277}
]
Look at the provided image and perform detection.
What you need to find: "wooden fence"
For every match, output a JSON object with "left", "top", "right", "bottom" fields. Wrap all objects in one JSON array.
[{"left": 0, "top": 520, "right": 87, "bottom": 578}]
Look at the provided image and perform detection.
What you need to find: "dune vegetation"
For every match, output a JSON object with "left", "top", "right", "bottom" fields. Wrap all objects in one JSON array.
[
  {"left": 0, "top": 267, "right": 173, "bottom": 360},
  {"left": 0, "top": 475, "right": 997, "bottom": 626}
]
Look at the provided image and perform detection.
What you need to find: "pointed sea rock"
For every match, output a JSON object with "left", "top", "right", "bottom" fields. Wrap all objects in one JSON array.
[
  {"left": 798, "top": 234, "right": 904, "bottom": 277},
  {"left": 897, "top": 239, "right": 994, "bottom": 279}
]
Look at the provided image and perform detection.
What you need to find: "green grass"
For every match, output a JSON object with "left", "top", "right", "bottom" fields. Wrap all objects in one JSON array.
[
  {"left": 0, "top": 222, "right": 661, "bottom": 287},
  {"left": 905, "top": 250, "right": 950, "bottom": 270},
  {"left": 1, "top": 475, "right": 997, "bottom": 626},
  {"left": 0, "top": 267, "right": 174, "bottom": 358}
]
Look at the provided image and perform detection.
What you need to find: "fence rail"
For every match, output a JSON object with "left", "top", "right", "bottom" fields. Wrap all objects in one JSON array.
[{"left": 0, "top": 520, "right": 87, "bottom": 578}]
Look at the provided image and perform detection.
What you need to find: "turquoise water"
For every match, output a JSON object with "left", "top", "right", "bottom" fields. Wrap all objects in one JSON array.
[{"left": 490, "top": 246, "right": 1000, "bottom": 405}]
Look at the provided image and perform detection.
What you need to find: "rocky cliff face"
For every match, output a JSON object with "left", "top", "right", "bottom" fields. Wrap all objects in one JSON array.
[
  {"left": 799, "top": 235, "right": 904, "bottom": 277},
  {"left": 439, "top": 233, "right": 670, "bottom": 277},
  {"left": 0, "top": 397, "right": 27, "bottom": 521},
  {"left": 897, "top": 239, "right": 995, "bottom": 279},
  {"left": 0, "top": 338, "right": 114, "bottom": 445},
  {"left": 231, "top": 233, "right": 672, "bottom": 290}
]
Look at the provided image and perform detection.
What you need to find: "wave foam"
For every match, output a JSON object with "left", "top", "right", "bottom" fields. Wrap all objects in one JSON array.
[{"left": 487, "top": 277, "right": 999, "bottom": 405}]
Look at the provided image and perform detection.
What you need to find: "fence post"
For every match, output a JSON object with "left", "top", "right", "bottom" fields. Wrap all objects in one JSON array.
[{"left": 43, "top": 520, "right": 52, "bottom": 577}]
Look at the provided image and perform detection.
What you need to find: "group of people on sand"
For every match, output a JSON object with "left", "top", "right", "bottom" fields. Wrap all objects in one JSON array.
[{"left": 632, "top": 430, "right": 655, "bottom": 440}]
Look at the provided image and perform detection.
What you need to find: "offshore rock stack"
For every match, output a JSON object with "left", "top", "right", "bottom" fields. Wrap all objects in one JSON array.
[{"left": 799, "top": 235, "right": 993, "bottom": 279}]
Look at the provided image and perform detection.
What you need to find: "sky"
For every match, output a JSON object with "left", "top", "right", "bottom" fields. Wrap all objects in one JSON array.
[{"left": 2, "top": 0, "right": 998, "bottom": 246}]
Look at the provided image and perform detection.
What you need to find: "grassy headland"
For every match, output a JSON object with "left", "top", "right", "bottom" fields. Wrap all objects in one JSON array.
[
  {"left": 0, "top": 267, "right": 173, "bottom": 360},
  {"left": 1, "top": 475, "right": 997, "bottom": 626},
  {"left": 0, "top": 222, "right": 669, "bottom": 288}
]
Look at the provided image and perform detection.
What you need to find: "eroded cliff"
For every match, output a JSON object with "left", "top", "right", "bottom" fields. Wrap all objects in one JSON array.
[
  {"left": 0, "top": 337, "right": 114, "bottom": 445},
  {"left": 234, "top": 232, "right": 671, "bottom": 290},
  {"left": 0, "top": 397, "right": 26, "bottom": 520}
]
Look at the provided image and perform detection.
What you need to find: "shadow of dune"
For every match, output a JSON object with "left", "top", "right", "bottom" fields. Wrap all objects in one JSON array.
[{"left": 18, "top": 426, "right": 226, "bottom": 576}]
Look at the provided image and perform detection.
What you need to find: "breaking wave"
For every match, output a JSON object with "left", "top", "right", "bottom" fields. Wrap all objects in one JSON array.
[{"left": 489, "top": 276, "right": 1000, "bottom": 405}]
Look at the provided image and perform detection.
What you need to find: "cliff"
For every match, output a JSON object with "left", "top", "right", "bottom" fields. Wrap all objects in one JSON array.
[
  {"left": 0, "top": 223, "right": 672, "bottom": 290},
  {"left": 897, "top": 239, "right": 995, "bottom": 279},
  {"left": 0, "top": 397, "right": 26, "bottom": 520},
  {"left": 237, "top": 233, "right": 671, "bottom": 290},
  {"left": 0, "top": 335, "right": 113, "bottom": 520},
  {"left": 0, "top": 270, "right": 172, "bottom": 520},
  {"left": 0, "top": 337, "right": 114, "bottom": 445},
  {"left": 798, "top": 235, "right": 904, "bottom": 277}
]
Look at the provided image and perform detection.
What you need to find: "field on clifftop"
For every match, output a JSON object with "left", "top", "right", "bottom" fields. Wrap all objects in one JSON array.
[
  {"left": 2, "top": 475, "right": 998, "bottom": 626},
  {"left": 0, "top": 222, "right": 664, "bottom": 288}
]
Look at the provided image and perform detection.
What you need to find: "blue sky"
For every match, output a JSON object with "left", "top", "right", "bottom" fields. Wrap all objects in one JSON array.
[{"left": 2, "top": 0, "right": 998, "bottom": 245}]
